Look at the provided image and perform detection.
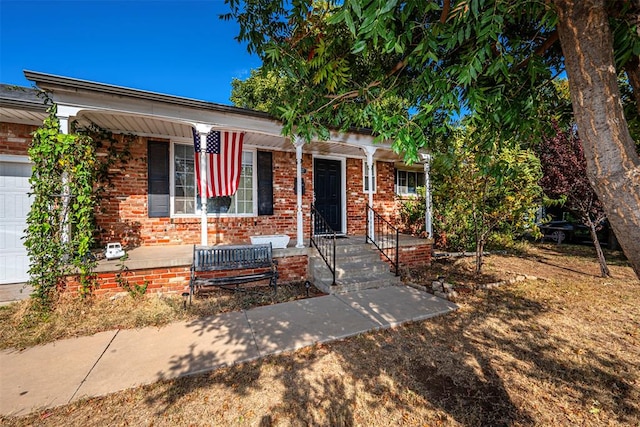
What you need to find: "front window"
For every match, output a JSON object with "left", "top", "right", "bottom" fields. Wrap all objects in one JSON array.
[
  {"left": 363, "top": 159, "right": 377, "bottom": 192},
  {"left": 174, "top": 144, "right": 196, "bottom": 214},
  {"left": 173, "top": 143, "right": 254, "bottom": 215},
  {"left": 395, "top": 169, "right": 424, "bottom": 195}
]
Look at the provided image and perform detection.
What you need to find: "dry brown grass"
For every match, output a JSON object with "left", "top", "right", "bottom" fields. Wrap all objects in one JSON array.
[
  {"left": 2, "top": 243, "right": 639, "bottom": 426},
  {"left": 0, "top": 282, "right": 323, "bottom": 350}
]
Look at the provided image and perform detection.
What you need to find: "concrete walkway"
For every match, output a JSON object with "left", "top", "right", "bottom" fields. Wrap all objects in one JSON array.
[
  {"left": 0, "top": 286, "right": 457, "bottom": 417},
  {"left": 0, "top": 283, "right": 31, "bottom": 307}
]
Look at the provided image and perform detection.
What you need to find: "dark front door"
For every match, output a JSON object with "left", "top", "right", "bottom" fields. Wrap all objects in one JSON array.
[{"left": 314, "top": 158, "right": 342, "bottom": 233}]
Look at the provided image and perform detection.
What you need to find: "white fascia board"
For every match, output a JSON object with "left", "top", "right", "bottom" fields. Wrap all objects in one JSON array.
[{"left": 0, "top": 154, "right": 32, "bottom": 163}]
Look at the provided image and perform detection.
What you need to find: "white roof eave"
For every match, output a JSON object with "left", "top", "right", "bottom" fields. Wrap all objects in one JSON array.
[{"left": 23, "top": 70, "right": 398, "bottom": 158}]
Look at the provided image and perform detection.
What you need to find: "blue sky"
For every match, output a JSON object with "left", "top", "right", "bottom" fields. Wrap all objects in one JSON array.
[{"left": 0, "top": 0, "right": 262, "bottom": 105}]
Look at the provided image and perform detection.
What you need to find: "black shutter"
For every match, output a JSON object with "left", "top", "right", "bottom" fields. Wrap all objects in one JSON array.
[
  {"left": 257, "top": 151, "right": 273, "bottom": 215},
  {"left": 147, "top": 141, "right": 170, "bottom": 217}
]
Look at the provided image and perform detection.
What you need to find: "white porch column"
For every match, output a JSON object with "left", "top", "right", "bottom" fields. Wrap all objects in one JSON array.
[
  {"left": 421, "top": 153, "right": 433, "bottom": 239},
  {"left": 363, "top": 146, "right": 377, "bottom": 240},
  {"left": 195, "top": 124, "right": 212, "bottom": 246},
  {"left": 295, "top": 137, "right": 305, "bottom": 248},
  {"left": 56, "top": 105, "right": 79, "bottom": 246}
]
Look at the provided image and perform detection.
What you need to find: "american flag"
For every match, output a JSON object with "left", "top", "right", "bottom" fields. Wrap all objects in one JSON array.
[{"left": 193, "top": 128, "right": 244, "bottom": 197}]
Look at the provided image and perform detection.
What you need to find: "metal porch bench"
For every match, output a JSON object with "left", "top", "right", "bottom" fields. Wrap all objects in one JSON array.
[{"left": 189, "top": 243, "right": 278, "bottom": 303}]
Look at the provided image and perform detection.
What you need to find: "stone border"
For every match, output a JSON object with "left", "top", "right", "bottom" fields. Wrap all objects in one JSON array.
[{"left": 405, "top": 273, "right": 541, "bottom": 301}]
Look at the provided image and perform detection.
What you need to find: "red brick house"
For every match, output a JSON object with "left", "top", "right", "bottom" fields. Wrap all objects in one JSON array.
[{"left": 0, "top": 72, "right": 433, "bottom": 295}]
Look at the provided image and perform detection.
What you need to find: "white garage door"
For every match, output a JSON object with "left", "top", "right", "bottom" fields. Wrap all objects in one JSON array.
[{"left": 0, "top": 158, "right": 32, "bottom": 284}]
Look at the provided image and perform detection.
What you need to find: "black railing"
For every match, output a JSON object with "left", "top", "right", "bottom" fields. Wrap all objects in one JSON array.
[
  {"left": 365, "top": 205, "right": 399, "bottom": 276},
  {"left": 310, "top": 204, "right": 336, "bottom": 286}
]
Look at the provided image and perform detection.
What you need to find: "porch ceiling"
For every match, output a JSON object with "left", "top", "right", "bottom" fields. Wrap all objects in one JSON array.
[
  {"left": 0, "top": 106, "right": 47, "bottom": 126},
  {"left": 0, "top": 85, "right": 48, "bottom": 126},
  {"left": 75, "top": 110, "right": 401, "bottom": 161}
]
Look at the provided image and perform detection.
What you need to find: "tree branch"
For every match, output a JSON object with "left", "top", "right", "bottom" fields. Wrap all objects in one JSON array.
[
  {"left": 515, "top": 30, "right": 559, "bottom": 70},
  {"left": 440, "top": 0, "right": 451, "bottom": 24}
]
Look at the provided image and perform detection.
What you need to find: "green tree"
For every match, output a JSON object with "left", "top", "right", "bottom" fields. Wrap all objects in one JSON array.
[
  {"left": 231, "top": 64, "right": 410, "bottom": 129},
  {"left": 224, "top": 0, "right": 640, "bottom": 278},
  {"left": 231, "top": 68, "right": 293, "bottom": 113},
  {"left": 435, "top": 128, "right": 542, "bottom": 273}
]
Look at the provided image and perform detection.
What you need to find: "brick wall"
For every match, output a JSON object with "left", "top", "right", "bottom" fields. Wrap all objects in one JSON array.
[
  {"left": 378, "top": 242, "right": 433, "bottom": 272},
  {"left": 63, "top": 254, "right": 308, "bottom": 297},
  {"left": 94, "top": 135, "right": 152, "bottom": 246},
  {"left": 94, "top": 140, "right": 316, "bottom": 247},
  {"left": 1, "top": 122, "right": 407, "bottom": 248},
  {"left": 375, "top": 161, "right": 400, "bottom": 223},
  {"left": 0, "top": 122, "right": 35, "bottom": 156},
  {"left": 398, "top": 243, "right": 432, "bottom": 267},
  {"left": 346, "top": 158, "right": 401, "bottom": 235}
]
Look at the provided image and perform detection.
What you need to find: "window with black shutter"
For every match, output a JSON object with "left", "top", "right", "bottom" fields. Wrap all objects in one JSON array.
[
  {"left": 257, "top": 151, "right": 273, "bottom": 215},
  {"left": 147, "top": 141, "right": 170, "bottom": 217}
]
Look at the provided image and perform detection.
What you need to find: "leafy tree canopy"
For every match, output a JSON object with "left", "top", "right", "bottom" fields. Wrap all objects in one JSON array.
[
  {"left": 223, "top": 0, "right": 640, "bottom": 279},
  {"left": 231, "top": 68, "right": 293, "bottom": 113},
  {"left": 223, "top": 0, "right": 585, "bottom": 159}
]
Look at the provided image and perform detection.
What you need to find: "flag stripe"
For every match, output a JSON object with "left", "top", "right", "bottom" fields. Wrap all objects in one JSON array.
[{"left": 193, "top": 129, "right": 244, "bottom": 199}]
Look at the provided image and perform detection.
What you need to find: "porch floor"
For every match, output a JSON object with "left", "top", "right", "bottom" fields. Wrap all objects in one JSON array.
[{"left": 94, "top": 234, "right": 431, "bottom": 273}]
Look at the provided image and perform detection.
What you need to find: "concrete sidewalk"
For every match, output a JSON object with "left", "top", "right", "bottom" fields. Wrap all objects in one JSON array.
[
  {"left": 0, "top": 286, "right": 457, "bottom": 417},
  {"left": 0, "top": 283, "right": 31, "bottom": 307}
]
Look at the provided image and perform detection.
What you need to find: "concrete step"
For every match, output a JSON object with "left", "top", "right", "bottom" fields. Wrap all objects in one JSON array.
[
  {"left": 308, "top": 242, "right": 401, "bottom": 294},
  {"left": 309, "top": 253, "right": 381, "bottom": 267},
  {"left": 310, "top": 265, "right": 395, "bottom": 283},
  {"left": 312, "top": 274, "right": 401, "bottom": 294},
  {"left": 309, "top": 259, "right": 392, "bottom": 279}
]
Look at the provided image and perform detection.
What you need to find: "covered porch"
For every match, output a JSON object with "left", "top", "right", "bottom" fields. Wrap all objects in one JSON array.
[
  {"left": 24, "top": 71, "right": 434, "bottom": 251},
  {"left": 84, "top": 234, "right": 432, "bottom": 297},
  {"left": 15, "top": 71, "right": 435, "bottom": 297}
]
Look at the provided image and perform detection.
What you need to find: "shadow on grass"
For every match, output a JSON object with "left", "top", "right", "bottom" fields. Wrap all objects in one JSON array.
[
  {"left": 536, "top": 243, "right": 629, "bottom": 266},
  {"left": 533, "top": 256, "right": 602, "bottom": 278},
  {"left": 143, "top": 307, "right": 357, "bottom": 425},
  {"left": 140, "top": 284, "right": 637, "bottom": 426}
]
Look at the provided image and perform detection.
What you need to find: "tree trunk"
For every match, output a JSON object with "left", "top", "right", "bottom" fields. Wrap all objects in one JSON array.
[
  {"left": 475, "top": 238, "right": 484, "bottom": 274},
  {"left": 586, "top": 218, "right": 611, "bottom": 277},
  {"left": 554, "top": 0, "right": 640, "bottom": 279}
]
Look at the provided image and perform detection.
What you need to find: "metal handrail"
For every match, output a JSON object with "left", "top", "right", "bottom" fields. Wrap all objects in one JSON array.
[
  {"left": 309, "top": 204, "right": 336, "bottom": 286},
  {"left": 366, "top": 205, "right": 399, "bottom": 276}
]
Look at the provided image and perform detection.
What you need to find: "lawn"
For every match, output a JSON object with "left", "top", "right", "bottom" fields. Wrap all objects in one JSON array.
[{"left": 1, "top": 243, "right": 639, "bottom": 426}]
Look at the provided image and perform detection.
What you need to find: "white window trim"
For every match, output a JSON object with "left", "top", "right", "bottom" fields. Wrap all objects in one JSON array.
[
  {"left": 362, "top": 158, "right": 377, "bottom": 193},
  {"left": 395, "top": 169, "right": 425, "bottom": 197},
  {"left": 170, "top": 140, "right": 258, "bottom": 218}
]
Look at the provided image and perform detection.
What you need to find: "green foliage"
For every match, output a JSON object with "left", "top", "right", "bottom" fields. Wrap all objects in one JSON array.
[
  {"left": 224, "top": 0, "right": 569, "bottom": 159},
  {"left": 25, "top": 97, "right": 136, "bottom": 311},
  {"left": 230, "top": 68, "right": 294, "bottom": 113},
  {"left": 73, "top": 122, "right": 136, "bottom": 221},
  {"left": 397, "top": 186, "right": 426, "bottom": 237},
  {"left": 619, "top": 76, "right": 640, "bottom": 151},
  {"left": 25, "top": 98, "right": 97, "bottom": 309},
  {"left": 432, "top": 127, "right": 542, "bottom": 266},
  {"left": 396, "top": 127, "right": 542, "bottom": 259}
]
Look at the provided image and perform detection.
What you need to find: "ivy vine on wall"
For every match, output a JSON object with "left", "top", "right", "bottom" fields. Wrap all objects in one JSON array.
[
  {"left": 25, "top": 97, "right": 97, "bottom": 309},
  {"left": 25, "top": 95, "right": 135, "bottom": 310}
]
